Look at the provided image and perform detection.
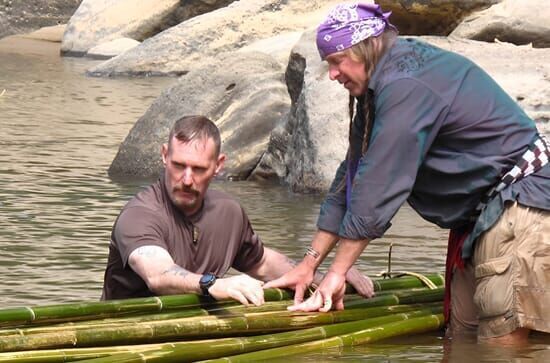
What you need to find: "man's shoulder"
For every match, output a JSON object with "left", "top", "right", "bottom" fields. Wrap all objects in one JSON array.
[
  {"left": 117, "top": 180, "right": 169, "bottom": 224},
  {"left": 123, "top": 180, "right": 165, "bottom": 212},
  {"left": 206, "top": 189, "right": 242, "bottom": 210}
]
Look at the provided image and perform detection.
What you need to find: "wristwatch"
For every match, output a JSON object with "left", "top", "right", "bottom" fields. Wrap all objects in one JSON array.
[{"left": 199, "top": 273, "right": 217, "bottom": 296}]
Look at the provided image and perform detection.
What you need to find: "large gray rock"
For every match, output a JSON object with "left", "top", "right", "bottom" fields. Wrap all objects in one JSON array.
[
  {"left": 86, "top": 38, "right": 140, "bottom": 59},
  {"left": 252, "top": 29, "right": 349, "bottom": 190},
  {"left": 61, "top": 0, "right": 234, "bottom": 56},
  {"left": 237, "top": 31, "right": 303, "bottom": 65},
  {"left": 86, "top": 0, "right": 505, "bottom": 77},
  {"left": 108, "top": 51, "right": 290, "bottom": 180},
  {"left": 86, "top": 0, "right": 346, "bottom": 77},
  {"left": 255, "top": 31, "right": 550, "bottom": 192},
  {"left": 19, "top": 24, "right": 66, "bottom": 42},
  {"left": 378, "top": 0, "right": 501, "bottom": 35},
  {"left": 451, "top": 0, "right": 550, "bottom": 48},
  {"left": 0, "top": 0, "right": 81, "bottom": 40}
]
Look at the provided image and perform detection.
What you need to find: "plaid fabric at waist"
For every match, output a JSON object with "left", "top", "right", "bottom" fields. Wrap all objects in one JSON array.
[{"left": 475, "top": 135, "right": 550, "bottom": 214}]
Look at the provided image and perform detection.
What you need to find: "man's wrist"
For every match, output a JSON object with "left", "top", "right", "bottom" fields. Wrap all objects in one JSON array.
[
  {"left": 199, "top": 273, "right": 217, "bottom": 296},
  {"left": 327, "top": 267, "right": 348, "bottom": 277},
  {"left": 303, "top": 247, "right": 321, "bottom": 270}
]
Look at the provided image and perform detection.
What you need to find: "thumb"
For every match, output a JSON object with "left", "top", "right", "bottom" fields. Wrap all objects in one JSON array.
[{"left": 263, "top": 277, "right": 285, "bottom": 290}]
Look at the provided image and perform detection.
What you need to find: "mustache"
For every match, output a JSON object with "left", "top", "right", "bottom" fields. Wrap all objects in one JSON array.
[{"left": 174, "top": 186, "right": 199, "bottom": 196}]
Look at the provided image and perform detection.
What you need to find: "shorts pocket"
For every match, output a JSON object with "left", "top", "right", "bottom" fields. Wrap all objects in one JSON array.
[{"left": 474, "top": 256, "right": 514, "bottom": 319}]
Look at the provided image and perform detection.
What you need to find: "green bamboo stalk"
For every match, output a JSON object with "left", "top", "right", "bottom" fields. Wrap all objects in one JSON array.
[
  {"left": 0, "top": 290, "right": 413, "bottom": 338},
  {"left": 0, "top": 292, "right": 384, "bottom": 338},
  {"left": 0, "top": 274, "right": 443, "bottom": 330},
  {"left": 199, "top": 313, "right": 445, "bottom": 363},
  {"left": 0, "top": 294, "right": 442, "bottom": 353},
  {"left": 0, "top": 289, "right": 293, "bottom": 329},
  {"left": 46, "top": 307, "right": 442, "bottom": 363},
  {"left": 0, "top": 288, "right": 442, "bottom": 346},
  {"left": 0, "top": 301, "right": 283, "bottom": 338},
  {"left": 370, "top": 273, "right": 444, "bottom": 292}
]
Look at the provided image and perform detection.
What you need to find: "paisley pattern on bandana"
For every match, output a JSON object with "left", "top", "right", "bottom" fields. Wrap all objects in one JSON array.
[
  {"left": 316, "top": 2, "right": 397, "bottom": 60},
  {"left": 351, "top": 18, "right": 386, "bottom": 45}
]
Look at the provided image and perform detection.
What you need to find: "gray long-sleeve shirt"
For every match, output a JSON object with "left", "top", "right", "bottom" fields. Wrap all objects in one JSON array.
[{"left": 317, "top": 38, "right": 549, "bottom": 258}]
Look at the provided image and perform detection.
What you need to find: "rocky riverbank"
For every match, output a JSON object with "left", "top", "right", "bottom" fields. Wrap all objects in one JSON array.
[{"left": 3, "top": 0, "right": 549, "bottom": 191}]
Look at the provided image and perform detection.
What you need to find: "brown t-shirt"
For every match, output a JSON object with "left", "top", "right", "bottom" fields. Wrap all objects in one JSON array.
[{"left": 101, "top": 178, "right": 264, "bottom": 300}]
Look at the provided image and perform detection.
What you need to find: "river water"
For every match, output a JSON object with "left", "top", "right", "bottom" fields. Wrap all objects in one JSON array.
[{"left": 0, "top": 36, "right": 547, "bottom": 362}]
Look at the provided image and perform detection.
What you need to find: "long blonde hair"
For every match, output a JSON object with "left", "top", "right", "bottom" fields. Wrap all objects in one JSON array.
[{"left": 338, "top": 29, "right": 398, "bottom": 192}]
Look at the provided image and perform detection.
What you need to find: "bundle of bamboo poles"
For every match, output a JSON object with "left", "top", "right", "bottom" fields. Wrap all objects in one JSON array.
[{"left": 0, "top": 273, "right": 445, "bottom": 362}]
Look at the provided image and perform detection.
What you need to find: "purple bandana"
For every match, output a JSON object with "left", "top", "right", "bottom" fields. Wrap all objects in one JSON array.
[{"left": 316, "top": 2, "right": 396, "bottom": 60}]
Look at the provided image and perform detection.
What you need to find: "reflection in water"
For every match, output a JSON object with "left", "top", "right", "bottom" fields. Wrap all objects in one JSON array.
[{"left": 0, "top": 36, "right": 547, "bottom": 361}]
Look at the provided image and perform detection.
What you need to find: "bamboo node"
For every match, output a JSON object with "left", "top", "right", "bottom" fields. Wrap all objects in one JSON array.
[
  {"left": 154, "top": 296, "right": 163, "bottom": 312},
  {"left": 24, "top": 307, "right": 36, "bottom": 322}
]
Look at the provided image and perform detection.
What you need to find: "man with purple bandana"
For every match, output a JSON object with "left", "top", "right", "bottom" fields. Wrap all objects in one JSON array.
[{"left": 266, "top": 2, "right": 550, "bottom": 345}]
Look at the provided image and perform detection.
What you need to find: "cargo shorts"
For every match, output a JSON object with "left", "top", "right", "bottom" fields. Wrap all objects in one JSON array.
[{"left": 450, "top": 202, "right": 550, "bottom": 338}]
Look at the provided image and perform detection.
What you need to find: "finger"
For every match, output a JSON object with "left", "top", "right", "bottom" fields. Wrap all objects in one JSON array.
[
  {"left": 367, "top": 279, "right": 375, "bottom": 298},
  {"left": 289, "top": 293, "right": 323, "bottom": 312},
  {"left": 228, "top": 289, "right": 250, "bottom": 306},
  {"left": 293, "top": 284, "right": 306, "bottom": 305},
  {"left": 249, "top": 288, "right": 265, "bottom": 306},
  {"left": 240, "top": 289, "right": 262, "bottom": 306},
  {"left": 236, "top": 282, "right": 265, "bottom": 307},
  {"left": 319, "top": 294, "right": 332, "bottom": 312},
  {"left": 263, "top": 277, "right": 284, "bottom": 290},
  {"left": 334, "top": 299, "right": 345, "bottom": 311}
]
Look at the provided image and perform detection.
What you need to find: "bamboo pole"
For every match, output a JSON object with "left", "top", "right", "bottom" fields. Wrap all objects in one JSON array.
[
  {"left": 0, "top": 301, "right": 281, "bottom": 338},
  {"left": 358, "top": 273, "right": 444, "bottom": 293},
  {"left": 0, "top": 288, "right": 440, "bottom": 338},
  {"left": 0, "top": 274, "right": 443, "bottom": 330},
  {"left": 0, "top": 288, "right": 442, "bottom": 347},
  {"left": 39, "top": 308, "right": 441, "bottom": 363},
  {"left": 199, "top": 313, "right": 445, "bottom": 363},
  {"left": 0, "top": 289, "right": 293, "bottom": 329},
  {"left": 0, "top": 293, "right": 442, "bottom": 353}
]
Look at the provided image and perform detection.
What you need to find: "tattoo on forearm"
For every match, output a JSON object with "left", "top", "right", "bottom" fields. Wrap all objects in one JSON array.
[
  {"left": 162, "top": 265, "right": 190, "bottom": 278},
  {"left": 136, "top": 246, "right": 159, "bottom": 258}
]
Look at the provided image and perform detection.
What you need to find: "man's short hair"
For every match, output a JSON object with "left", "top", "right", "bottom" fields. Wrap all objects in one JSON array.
[{"left": 168, "top": 115, "right": 221, "bottom": 156}]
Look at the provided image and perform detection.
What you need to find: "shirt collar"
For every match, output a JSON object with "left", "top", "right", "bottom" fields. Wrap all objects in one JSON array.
[{"left": 368, "top": 37, "right": 400, "bottom": 92}]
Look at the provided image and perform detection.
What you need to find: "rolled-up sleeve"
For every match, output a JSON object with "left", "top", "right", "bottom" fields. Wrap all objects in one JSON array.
[
  {"left": 113, "top": 207, "right": 167, "bottom": 267},
  {"left": 338, "top": 79, "right": 447, "bottom": 240}
]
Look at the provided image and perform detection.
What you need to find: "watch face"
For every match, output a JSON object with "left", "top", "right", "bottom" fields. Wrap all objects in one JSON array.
[
  {"left": 200, "top": 273, "right": 215, "bottom": 285},
  {"left": 200, "top": 273, "right": 216, "bottom": 296}
]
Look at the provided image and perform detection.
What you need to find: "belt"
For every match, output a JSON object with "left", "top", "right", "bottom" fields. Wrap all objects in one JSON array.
[{"left": 475, "top": 135, "right": 549, "bottom": 213}]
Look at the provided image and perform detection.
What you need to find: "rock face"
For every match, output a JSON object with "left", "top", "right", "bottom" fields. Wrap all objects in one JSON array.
[
  {"left": 86, "top": 0, "right": 505, "bottom": 77},
  {"left": 451, "top": 0, "right": 550, "bottom": 48},
  {"left": 253, "top": 32, "right": 550, "bottom": 192},
  {"left": 0, "top": 0, "right": 81, "bottom": 40},
  {"left": 19, "top": 0, "right": 547, "bottom": 192},
  {"left": 252, "top": 29, "right": 349, "bottom": 191},
  {"left": 378, "top": 0, "right": 501, "bottom": 35},
  {"left": 86, "top": 38, "right": 140, "bottom": 59},
  {"left": 19, "top": 24, "right": 66, "bottom": 42},
  {"left": 86, "top": 0, "right": 346, "bottom": 77},
  {"left": 108, "top": 52, "right": 290, "bottom": 180},
  {"left": 61, "top": 0, "right": 234, "bottom": 56}
]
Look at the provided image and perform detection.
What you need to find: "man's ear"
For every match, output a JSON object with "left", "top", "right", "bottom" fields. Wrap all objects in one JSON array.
[
  {"left": 161, "top": 144, "right": 168, "bottom": 166},
  {"left": 215, "top": 153, "right": 226, "bottom": 175}
]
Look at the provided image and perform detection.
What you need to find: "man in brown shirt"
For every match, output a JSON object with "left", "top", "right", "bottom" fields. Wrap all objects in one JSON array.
[{"left": 102, "top": 115, "right": 373, "bottom": 304}]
